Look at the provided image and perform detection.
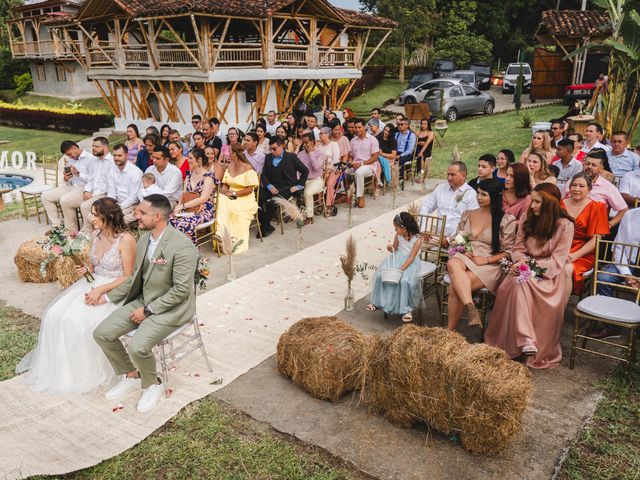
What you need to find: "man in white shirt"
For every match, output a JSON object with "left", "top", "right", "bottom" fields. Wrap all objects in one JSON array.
[
  {"left": 107, "top": 143, "right": 143, "bottom": 221},
  {"left": 243, "top": 132, "right": 265, "bottom": 173},
  {"left": 419, "top": 161, "right": 479, "bottom": 236},
  {"left": 619, "top": 169, "right": 640, "bottom": 208},
  {"left": 607, "top": 130, "right": 640, "bottom": 177},
  {"left": 80, "top": 137, "right": 114, "bottom": 230},
  {"left": 42, "top": 140, "right": 96, "bottom": 230},
  {"left": 580, "top": 122, "right": 611, "bottom": 154},
  {"left": 552, "top": 138, "right": 583, "bottom": 188},
  {"left": 144, "top": 146, "right": 183, "bottom": 208},
  {"left": 265, "top": 110, "right": 279, "bottom": 136},
  {"left": 305, "top": 113, "right": 321, "bottom": 141}
]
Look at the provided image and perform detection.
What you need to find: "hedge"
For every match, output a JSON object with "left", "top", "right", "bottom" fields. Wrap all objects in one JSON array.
[{"left": 0, "top": 102, "right": 113, "bottom": 134}]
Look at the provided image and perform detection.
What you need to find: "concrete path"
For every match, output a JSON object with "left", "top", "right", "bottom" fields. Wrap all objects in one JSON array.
[{"left": 215, "top": 296, "right": 610, "bottom": 480}]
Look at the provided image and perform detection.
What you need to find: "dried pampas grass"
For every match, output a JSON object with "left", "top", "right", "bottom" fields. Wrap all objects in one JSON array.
[
  {"left": 273, "top": 197, "right": 303, "bottom": 223},
  {"left": 277, "top": 317, "right": 375, "bottom": 402},
  {"left": 407, "top": 200, "right": 421, "bottom": 218},
  {"left": 340, "top": 235, "right": 356, "bottom": 283},
  {"left": 452, "top": 145, "right": 461, "bottom": 163}
]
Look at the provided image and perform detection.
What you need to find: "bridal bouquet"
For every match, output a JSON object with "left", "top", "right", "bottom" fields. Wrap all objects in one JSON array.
[
  {"left": 39, "top": 226, "right": 94, "bottom": 282},
  {"left": 499, "top": 256, "right": 547, "bottom": 283},
  {"left": 448, "top": 233, "right": 473, "bottom": 256},
  {"left": 194, "top": 256, "right": 210, "bottom": 291}
]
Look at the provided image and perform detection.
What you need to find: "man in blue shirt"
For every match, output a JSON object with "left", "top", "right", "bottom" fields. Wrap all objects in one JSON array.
[
  {"left": 258, "top": 136, "right": 309, "bottom": 237},
  {"left": 607, "top": 131, "right": 640, "bottom": 177},
  {"left": 394, "top": 117, "right": 416, "bottom": 186}
]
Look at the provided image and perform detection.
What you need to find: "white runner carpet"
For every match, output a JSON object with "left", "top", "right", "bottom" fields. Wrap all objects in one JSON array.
[{"left": 0, "top": 200, "right": 418, "bottom": 479}]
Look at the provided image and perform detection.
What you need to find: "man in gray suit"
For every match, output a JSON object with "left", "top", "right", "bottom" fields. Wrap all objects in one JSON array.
[{"left": 93, "top": 194, "right": 198, "bottom": 413}]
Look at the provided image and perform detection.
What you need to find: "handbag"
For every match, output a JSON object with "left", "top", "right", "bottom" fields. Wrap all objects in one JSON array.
[{"left": 179, "top": 191, "right": 203, "bottom": 214}]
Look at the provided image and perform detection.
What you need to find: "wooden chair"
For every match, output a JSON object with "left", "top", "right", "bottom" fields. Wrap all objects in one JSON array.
[
  {"left": 400, "top": 133, "right": 419, "bottom": 189},
  {"left": 124, "top": 286, "right": 213, "bottom": 397},
  {"left": 195, "top": 188, "right": 219, "bottom": 250},
  {"left": 416, "top": 214, "right": 447, "bottom": 319},
  {"left": 18, "top": 154, "right": 59, "bottom": 223},
  {"left": 249, "top": 185, "right": 264, "bottom": 242},
  {"left": 570, "top": 237, "right": 640, "bottom": 373}
]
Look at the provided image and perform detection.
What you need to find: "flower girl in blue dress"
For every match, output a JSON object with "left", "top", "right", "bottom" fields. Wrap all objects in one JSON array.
[{"left": 367, "top": 212, "right": 424, "bottom": 322}]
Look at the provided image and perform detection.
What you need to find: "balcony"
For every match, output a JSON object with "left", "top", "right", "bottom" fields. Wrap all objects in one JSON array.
[
  {"left": 11, "top": 39, "right": 56, "bottom": 58},
  {"left": 212, "top": 43, "right": 263, "bottom": 67}
]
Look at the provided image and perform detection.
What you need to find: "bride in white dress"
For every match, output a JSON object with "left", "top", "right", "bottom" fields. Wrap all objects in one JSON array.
[{"left": 17, "top": 197, "right": 137, "bottom": 394}]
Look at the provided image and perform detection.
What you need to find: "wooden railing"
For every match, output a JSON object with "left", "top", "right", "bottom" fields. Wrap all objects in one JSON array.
[
  {"left": 11, "top": 40, "right": 56, "bottom": 57},
  {"left": 213, "top": 43, "right": 262, "bottom": 67},
  {"left": 274, "top": 44, "right": 309, "bottom": 66},
  {"left": 318, "top": 46, "right": 356, "bottom": 68},
  {"left": 157, "top": 43, "right": 201, "bottom": 67},
  {"left": 88, "top": 41, "right": 117, "bottom": 68},
  {"left": 58, "top": 40, "right": 84, "bottom": 58},
  {"left": 123, "top": 46, "right": 150, "bottom": 68}
]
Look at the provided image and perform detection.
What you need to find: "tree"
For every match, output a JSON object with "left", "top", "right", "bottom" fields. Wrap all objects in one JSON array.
[
  {"left": 361, "top": 0, "right": 438, "bottom": 82},
  {"left": 571, "top": 0, "right": 640, "bottom": 138},
  {"left": 0, "top": 0, "right": 22, "bottom": 49}
]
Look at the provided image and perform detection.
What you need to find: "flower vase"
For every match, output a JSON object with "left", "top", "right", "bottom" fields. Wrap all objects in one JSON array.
[
  {"left": 297, "top": 228, "right": 304, "bottom": 250},
  {"left": 344, "top": 285, "right": 355, "bottom": 311},
  {"left": 227, "top": 256, "right": 236, "bottom": 281}
]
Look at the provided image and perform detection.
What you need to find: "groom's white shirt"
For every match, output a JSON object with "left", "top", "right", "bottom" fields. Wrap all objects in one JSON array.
[{"left": 147, "top": 227, "right": 167, "bottom": 262}]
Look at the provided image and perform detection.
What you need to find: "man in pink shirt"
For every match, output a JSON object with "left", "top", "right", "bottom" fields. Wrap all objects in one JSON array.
[
  {"left": 297, "top": 133, "right": 326, "bottom": 223},
  {"left": 350, "top": 118, "right": 379, "bottom": 208},
  {"left": 564, "top": 149, "right": 628, "bottom": 229}
]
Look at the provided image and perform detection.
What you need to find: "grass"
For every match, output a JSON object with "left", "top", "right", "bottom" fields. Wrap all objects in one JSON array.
[
  {"left": 0, "top": 125, "right": 84, "bottom": 158},
  {"left": 343, "top": 79, "right": 406, "bottom": 116},
  {"left": 428, "top": 104, "right": 568, "bottom": 179},
  {"left": 556, "top": 366, "right": 640, "bottom": 480},
  {"left": 0, "top": 89, "right": 111, "bottom": 114},
  {"left": 0, "top": 304, "right": 366, "bottom": 480}
]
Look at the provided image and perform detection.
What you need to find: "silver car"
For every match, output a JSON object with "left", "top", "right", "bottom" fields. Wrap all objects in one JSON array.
[
  {"left": 422, "top": 84, "right": 495, "bottom": 122},
  {"left": 399, "top": 78, "right": 465, "bottom": 104}
]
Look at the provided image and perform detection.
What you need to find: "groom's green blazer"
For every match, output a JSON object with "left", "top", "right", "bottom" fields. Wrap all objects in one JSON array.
[{"left": 109, "top": 225, "right": 199, "bottom": 327}]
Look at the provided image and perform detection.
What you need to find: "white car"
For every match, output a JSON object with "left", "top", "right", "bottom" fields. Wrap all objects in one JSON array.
[
  {"left": 399, "top": 78, "right": 465, "bottom": 104},
  {"left": 502, "top": 63, "right": 532, "bottom": 94}
]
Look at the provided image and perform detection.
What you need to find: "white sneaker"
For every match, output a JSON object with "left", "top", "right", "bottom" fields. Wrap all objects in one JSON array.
[
  {"left": 105, "top": 375, "right": 142, "bottom": 401},
  {"left": 137, "top": 382, "right": 164, "bottom": 413}
]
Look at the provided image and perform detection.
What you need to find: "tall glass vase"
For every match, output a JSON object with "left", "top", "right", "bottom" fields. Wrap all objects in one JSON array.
[
  {"left": 227, "top": 256, "right": 236, "bottom": 281},
  {"left": 344, "top": 284, "right": 355, "bottom": 311}
]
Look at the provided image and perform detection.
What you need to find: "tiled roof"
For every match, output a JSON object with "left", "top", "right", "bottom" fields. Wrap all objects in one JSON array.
[
  {"left": 335, "top": 8, "right": 398, "bottom": 28},
  {"left": 539, "top": 9, "right": 611, "bottom": 38}
]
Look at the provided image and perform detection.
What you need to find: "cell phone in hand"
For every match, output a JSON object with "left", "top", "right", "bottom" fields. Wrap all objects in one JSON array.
[{"left": 64, "top": 166, "right": 71, "bottom": 174}]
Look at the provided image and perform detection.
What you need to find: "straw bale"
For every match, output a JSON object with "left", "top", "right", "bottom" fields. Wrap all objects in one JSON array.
[
  {"left": 53, "top": 255, "right": 84, "bottom": 289},
  {"left": 277, "top": 317, "right": 373, "bottom": 402},
  {"left": 14, "top": 238, "right": 57, "bottom": 283},
  {"left": 362, "top": 325, "right": 532, "bottom": 455}
]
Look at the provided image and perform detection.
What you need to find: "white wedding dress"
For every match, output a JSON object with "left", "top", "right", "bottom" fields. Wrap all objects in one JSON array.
[{"left": 16, "top": 234, "right": 125, "bottom": 394}]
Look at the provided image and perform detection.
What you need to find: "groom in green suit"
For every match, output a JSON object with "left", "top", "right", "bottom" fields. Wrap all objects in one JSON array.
[{"left": 94, "top": 194, "right": 199, "bottom": 413}]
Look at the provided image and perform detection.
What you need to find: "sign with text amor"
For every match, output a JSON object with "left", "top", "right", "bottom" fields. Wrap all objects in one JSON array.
[{"left": 0, "top": 151, "right": 37, "bottom": 170}]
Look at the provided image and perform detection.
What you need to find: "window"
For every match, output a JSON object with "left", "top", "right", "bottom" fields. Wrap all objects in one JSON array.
[
  {"left": 36, "top": 64, "right": 46, "bottom": 81},
  {"left": 449, "top": 87, "right": 462, "bottom": 98},
  {"left": 55, "top": 64, "right": 66, "bottom": 82},
  {"left": 462, "top": 86, "right": 476, "bottom": 95}
]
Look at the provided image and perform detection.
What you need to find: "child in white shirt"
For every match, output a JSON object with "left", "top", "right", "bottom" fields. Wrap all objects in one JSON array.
[{"left": 137, "top": 173, "right": 163, "bottom": 202}]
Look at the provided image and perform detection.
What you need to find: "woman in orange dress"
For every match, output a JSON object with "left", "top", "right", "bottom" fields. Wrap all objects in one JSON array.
[
  {"left": 485, "top": 185, "right": 574, "bottom": 369},
  {"left": 560, "top": 172, "right": 609, "bottom": 295}
]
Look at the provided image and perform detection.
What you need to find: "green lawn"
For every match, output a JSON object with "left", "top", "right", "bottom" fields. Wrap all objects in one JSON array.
[
  {"left": 0, "top": 125, "right": 84, "bottom": 158},
  {"left": 0, "top": 89, "right": 111, "bottom": 114},
  {"left": 428, "top": 105, "right": 568, "bottom": 178},
  {"left": 343, "top": 79, "right": 406, "bottom": 116}
]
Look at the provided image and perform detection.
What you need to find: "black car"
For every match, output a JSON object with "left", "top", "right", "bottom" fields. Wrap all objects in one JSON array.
[
  {"left": 407, "top": 71, "right": 434, "bottom": 89},
  {"left": 469, "top": 62, "right": 492, "bottom": 90},
  {"left": 433, "top": 59, "right": 456, "bottom": 78}
]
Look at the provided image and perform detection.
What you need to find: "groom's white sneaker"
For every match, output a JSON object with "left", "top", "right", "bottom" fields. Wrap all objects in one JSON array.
[
  {"left": 105, "top": 375, "right": 142, "bottom": 401},
  {"left": 137, "top": 382, "right": 164, "bottom": 413}
]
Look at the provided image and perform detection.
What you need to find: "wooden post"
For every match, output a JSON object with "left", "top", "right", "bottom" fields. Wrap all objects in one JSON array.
[
  {"left": 310, "top": 17, "right": 318, "bottom": 68},
  {"left": 266, "top": 16, "right": 274, "bottom": 68}
]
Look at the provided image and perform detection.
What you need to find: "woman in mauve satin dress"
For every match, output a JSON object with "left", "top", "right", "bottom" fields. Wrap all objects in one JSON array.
[{"left": 485, "top": 184, "right": 574, "bottom": 369}]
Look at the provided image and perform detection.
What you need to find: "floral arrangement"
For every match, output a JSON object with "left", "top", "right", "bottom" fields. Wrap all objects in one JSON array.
[
  {"left": 39, "top": 226, "right": 94, "bottom": 282},
  {"left": 500, "top": 256, "right": 547, "bottom": 283},
  {"left": 194, "top": 256, "right": 210, "bottom": 291},
  {"left": 273, "top": 197, "right": 305, "bottom": 249},
  {"left": 448, "top": 233, "right": 473, "bottom": 256},
  {"left": 218, "top": 224, "right": 244, "bottom": 281}
]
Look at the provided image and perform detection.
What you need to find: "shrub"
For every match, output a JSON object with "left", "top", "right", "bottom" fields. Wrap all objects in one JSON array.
[
  {"left": 13, "top": 72, "right": 32, "bottom": 97},
  {"left": 0, "top": 101, "right": 113, "bottom": 133},
  {"left": 0, "top": 48, "right": 29, "bottom": 89},
  {"left": 518, "top": 110, "right": 535, "bottom": 129},
  {"left": 434, "top": 34, "right": 492, "bottom": 68}
]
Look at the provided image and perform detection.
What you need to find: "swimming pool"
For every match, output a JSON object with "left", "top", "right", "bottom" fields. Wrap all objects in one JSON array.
[{"left": 0, "top": 173, "right": 34, "bottom": 190}]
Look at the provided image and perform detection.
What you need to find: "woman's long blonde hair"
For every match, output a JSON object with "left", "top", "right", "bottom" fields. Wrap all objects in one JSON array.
[
  {"left": 528, "top": 149, "right": 553, "bottom": 180},
  {"left": 526, "top": 130, "right": 552, "bottom": 154}
]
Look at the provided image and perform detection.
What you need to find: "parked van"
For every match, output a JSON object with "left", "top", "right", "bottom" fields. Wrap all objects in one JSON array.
[{"left": 502, "top": 63, "right": 532, "bottom": 94}]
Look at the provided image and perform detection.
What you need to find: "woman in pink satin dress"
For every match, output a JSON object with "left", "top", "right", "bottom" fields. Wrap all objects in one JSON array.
[{"left": 485, "top": 185, "right": 574, "bottom": 369}]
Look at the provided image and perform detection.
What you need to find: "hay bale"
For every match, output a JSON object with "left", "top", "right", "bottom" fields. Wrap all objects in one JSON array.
[
  {"left": 277, "top": 316, "right": 373, "bottom": 402},
  {"left": 53, "top": 255, "right": 84, "bottom": 289},
  {"left": 362, "top": 325, "right": 532, "bottom": 455},
  {"left": 14, "top": 238, "right": 57, "bottom": 283}
]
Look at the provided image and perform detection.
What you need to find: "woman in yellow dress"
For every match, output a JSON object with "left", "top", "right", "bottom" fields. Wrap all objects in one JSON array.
[{"left": 216, "top": 143, "right": 259, "bottom": 254}]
